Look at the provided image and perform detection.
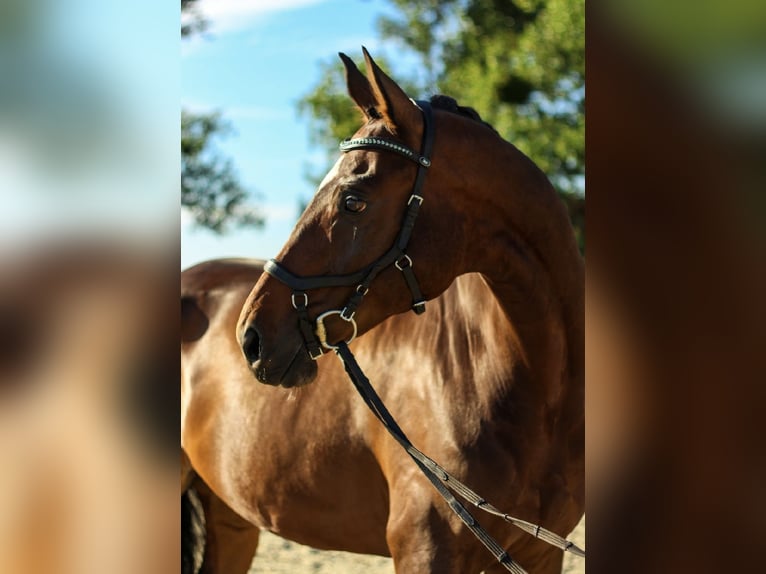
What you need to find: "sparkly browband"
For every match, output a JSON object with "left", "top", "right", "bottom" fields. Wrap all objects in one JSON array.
[{"left": 339, "top": 137, "right": 432, "bottom": 167}]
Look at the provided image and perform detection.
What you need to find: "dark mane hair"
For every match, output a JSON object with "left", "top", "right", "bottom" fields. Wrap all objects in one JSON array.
[{"left": 429, "top": 95, "right": 499, "bottom": 134}]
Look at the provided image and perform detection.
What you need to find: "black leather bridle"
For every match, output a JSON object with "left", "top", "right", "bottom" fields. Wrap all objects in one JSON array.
[{"left": 263, "top": 100, "right": 435, "bottom": 359}]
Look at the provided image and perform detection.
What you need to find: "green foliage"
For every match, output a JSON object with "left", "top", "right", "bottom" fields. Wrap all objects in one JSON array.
[
  {"left": 299, "top": 0, "right": 584, "bottom": 251},
  {"left": 181, "top": 0, "right": 262, "bottom": 234},
  {"left": 181, "top": 111, "right": 264, "bottom": 234},
  {"left": 296, "top": 59, "right": 365, "bottom": 178}
]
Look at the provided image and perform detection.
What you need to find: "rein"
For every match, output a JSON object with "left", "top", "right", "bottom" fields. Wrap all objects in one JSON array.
[
  {"left": 264, "top": 99, "right": 585, "bottom": 569},
  {"left": 334, "top": 342, "right": 585, "bottom": 574}
]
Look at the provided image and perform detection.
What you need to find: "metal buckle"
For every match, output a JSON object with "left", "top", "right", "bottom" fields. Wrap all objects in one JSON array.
[
  {"left": 340, "top": 307, "right": 355, "bottom": 321},
  {"left": 341, "top": 284, "right": 370, "bottom": 320},
  {"left": 395, "top": 255, "right": 413, "bottom": 271},
  {"left": 291, "top": 292, "right": 308, "bottom": 309},
  {"left": 407, "top": 194, "right": 424, "bottom": 206},
  {"left": 315, "top": 310, "right": 358, "bottom": 350},
  {"left": 308, "top": 346, "right": 324, "bottom": 360}
]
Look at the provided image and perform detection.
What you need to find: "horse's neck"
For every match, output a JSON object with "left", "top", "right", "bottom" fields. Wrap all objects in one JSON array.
[
  {"left": 447, "top": 272, "right": 580, "bottom": 414},
  {"left": 445, "top": 132, "right": 585, "bottom": 431},
  {"left": 482, "top": 225, "right": 583, "bottom": 394},
  {"left": 485, "top": 273, "right": 581, "bottom": 412}
]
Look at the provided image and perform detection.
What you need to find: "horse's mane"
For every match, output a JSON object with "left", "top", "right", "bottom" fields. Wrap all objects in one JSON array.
[
  {"left": 429, "top": 95, "right": 499, "bottom": 134},
  {"left": 365, "top": 94, "right": 497, "bottom": 134}
]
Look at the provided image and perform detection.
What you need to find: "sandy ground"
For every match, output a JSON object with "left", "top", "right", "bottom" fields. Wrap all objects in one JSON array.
[{"left": 249, "top": 516, "right": 585, "bottom": 574}]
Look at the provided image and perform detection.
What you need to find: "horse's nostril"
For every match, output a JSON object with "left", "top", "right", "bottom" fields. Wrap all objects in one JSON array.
[{"left": 241, "top": 327, "right": 261, "bottom": 364}]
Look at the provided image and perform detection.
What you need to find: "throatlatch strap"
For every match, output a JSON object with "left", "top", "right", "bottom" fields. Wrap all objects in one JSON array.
[
  {"left": 396, "top": 195, "right": 423, "bottom": 250},
  {"left": 396, "top": 257, "right": 426, "bottom": 314}
]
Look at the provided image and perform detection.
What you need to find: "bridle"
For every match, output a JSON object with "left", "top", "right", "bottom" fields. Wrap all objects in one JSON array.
[
  {"left": 261, "top": 99, "right": 585, "bottom": 571},
  {"left": 263, "top": 99, "right": 435, "bottom": 359}
]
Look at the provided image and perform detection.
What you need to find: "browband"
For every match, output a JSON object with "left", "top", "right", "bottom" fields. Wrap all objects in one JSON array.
[{"left": 339, "top": 137, "right": 432, "bottom": 167}]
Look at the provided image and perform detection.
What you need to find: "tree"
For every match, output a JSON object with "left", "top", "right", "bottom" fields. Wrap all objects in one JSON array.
[
  {"left": 298, "top": 0, "right": 584, "bottom": 251},
  {"left": 181, "top": 111, "right": 264, "bottom": 233},
  {"left": 181, "top": 0, "right": 263, "bottom": 233}
]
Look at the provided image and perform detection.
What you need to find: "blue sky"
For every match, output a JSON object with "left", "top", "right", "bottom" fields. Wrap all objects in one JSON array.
[{"left": 181, "top": 0, "right": 402, "bottom": 268}]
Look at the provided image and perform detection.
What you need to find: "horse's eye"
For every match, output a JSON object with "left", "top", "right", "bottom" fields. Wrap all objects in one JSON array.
[{"left": 344, "top": 196, "right": 367, "bottom": 213}]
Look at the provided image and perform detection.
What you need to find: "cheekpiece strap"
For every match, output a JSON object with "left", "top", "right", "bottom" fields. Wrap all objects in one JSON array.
[{"left": 292, "top": 292, "right": 324, "bottom": 359}]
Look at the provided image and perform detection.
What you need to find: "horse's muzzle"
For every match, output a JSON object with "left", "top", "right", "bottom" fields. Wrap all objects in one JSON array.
[{"left": 239, "top": 324, "right": 317, "bottom": 388}]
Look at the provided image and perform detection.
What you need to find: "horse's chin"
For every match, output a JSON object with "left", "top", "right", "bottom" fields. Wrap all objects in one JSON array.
[{"left": 249, "top": 350, "right": 317, "bottom": 388}]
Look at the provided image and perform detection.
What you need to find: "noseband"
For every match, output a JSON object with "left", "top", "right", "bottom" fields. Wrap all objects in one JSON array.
[{"left": 263, "top": 100, "right": 435, "bottom": 359}]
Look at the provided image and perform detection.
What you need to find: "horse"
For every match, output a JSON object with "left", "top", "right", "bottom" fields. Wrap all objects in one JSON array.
[
  {"left": 183, "top": 49, "right": 583, "bottom": 573},
  {"left": 181, "top": 259, "right": 265, "bottom": 574}
]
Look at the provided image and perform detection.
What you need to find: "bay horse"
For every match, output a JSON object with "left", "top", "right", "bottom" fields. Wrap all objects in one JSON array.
[{"left": 182, "top": 49, "right": 583, "bottom": 573}]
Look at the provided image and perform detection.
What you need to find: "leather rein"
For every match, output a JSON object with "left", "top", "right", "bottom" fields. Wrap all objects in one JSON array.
[
  {"left": 263, "top": 100, "right": 585, "bottom": 572},
  {"left": 335, "top": 342, "right": 584, "bottom": 574}
]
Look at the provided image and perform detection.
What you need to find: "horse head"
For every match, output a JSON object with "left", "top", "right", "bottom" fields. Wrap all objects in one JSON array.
[{"left": 238, "top": 48, "right": 515, "bottom": 388}]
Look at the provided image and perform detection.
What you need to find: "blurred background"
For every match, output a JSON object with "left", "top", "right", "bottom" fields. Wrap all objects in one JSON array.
[
  {"left": 0, "top": 0, "right": 178, "bottom": 572},
  {"left": 0, "top": 0, "right": 178, "bottom": 249},
  {"left": 586, "top": 0, "right": 766, "bottom": 572}
]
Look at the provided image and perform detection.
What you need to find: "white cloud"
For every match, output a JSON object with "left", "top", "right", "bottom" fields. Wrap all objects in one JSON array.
[{"left": 197, "top": 0, "right": 328, "bottom": 34}]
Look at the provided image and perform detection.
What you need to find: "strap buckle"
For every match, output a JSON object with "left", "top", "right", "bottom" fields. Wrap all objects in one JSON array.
[
  {"left": 291, "top": 292, "right": 308, "bottom": 309},
  {"left": 340, "top": 284, "right": 369, "bottom": 320},
  {"left": 395, "top": 254, "right": 413, "bottom": 271},
  {"left": 308, "top": 346, "right": 324, "bottom": 360}
]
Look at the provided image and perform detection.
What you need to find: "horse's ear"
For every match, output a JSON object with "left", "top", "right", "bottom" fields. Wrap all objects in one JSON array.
[
  {"left": 339, "top": 52, "right": 379, "bottom": 122},
  {"left": 362, "top": 47, "right": 421, "bottom": 135}
]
